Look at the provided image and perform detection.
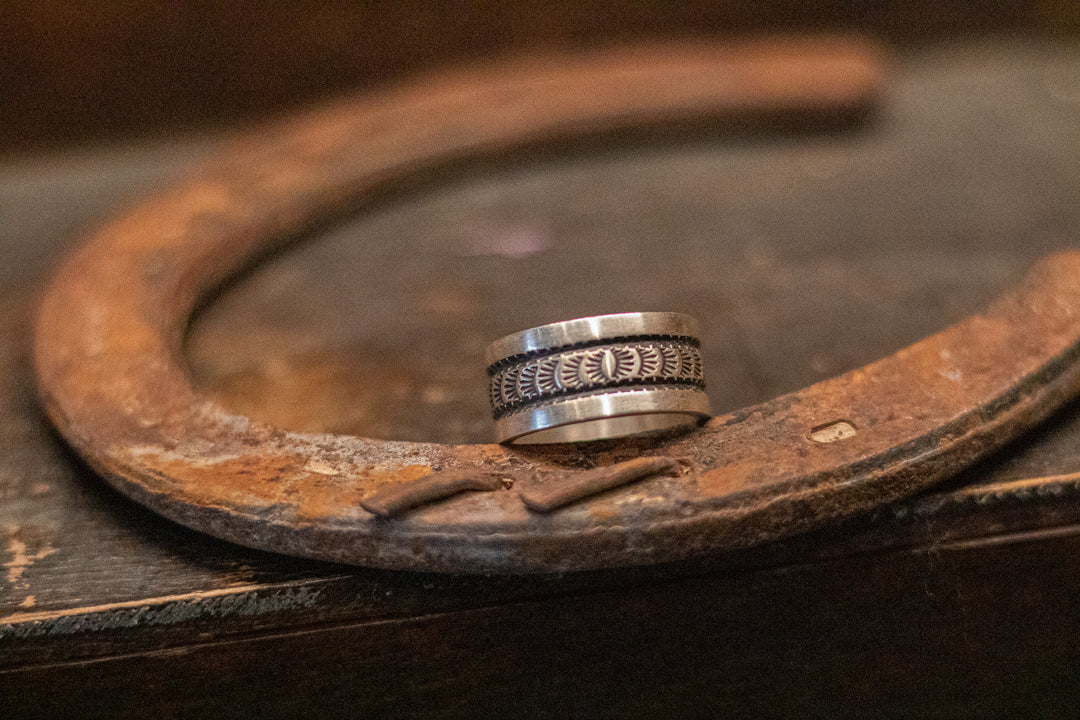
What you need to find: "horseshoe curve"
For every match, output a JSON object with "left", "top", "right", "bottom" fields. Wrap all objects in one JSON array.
[{"left": 33, "top": 38, "right": 1080, "bottom": 572}]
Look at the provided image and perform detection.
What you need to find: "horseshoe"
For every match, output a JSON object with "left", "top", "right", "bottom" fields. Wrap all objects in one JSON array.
[{"left": 33, "top": 37, "right": 1080, "bottom": 573}]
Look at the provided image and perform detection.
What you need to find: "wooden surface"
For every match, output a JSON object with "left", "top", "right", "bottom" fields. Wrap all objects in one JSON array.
[{"left": 3, "top": 41, "right": 1080, "bottom": 717}]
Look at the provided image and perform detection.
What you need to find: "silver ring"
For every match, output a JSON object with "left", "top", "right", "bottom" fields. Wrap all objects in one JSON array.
[{"left": 485, "top": 312, "right": 711, "bottom": 444}]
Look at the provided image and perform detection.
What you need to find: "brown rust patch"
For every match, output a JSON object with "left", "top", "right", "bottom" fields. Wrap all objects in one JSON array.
[
  {"left": 297, "top": 464, "right": 433, "bottom": 521},
  {"left": 356, "top": 464, "right": 433, "bottom": 488},
  {"left": 136, "top": 450, "right": 313, "bottom": 507},
  {"left": 360, "top": 469, "right": 507, "bottom": 518},
  {"left": 588, "top": 502, "right": 621, "bottom": 520},
  {"left": 521, "top": 457, "right": 683, "bottom": 513},
  {"left": 450, "top": 443, "right": 515, "bottom": 467},
  {"left": 697, "top": 463, "right": 759, "bottom": 497}
]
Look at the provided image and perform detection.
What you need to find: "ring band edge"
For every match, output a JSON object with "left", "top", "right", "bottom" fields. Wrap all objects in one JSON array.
[{"left": 495, "top": 387, "right": 711, "bottom": 444}]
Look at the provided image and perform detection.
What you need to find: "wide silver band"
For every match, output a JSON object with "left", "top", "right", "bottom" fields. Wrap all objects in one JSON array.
[{"left": 486, "top": 312, "right": 711, "bottom": 444}]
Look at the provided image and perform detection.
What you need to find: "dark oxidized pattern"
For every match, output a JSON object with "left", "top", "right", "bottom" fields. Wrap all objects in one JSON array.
[{"left": 488, "top": 340, "right": 705, "bottom": 419}]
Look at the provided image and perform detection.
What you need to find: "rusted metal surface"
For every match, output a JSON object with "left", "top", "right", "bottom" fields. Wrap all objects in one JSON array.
[
  {"left": 520, "top": 457, "right": 684, "bottom": 514},
  {"left": 31, "top": 36, "right": 1080, "bottom": 573},
  {"left": 360, "top": 470, "right": 510, "bottom": 518}
]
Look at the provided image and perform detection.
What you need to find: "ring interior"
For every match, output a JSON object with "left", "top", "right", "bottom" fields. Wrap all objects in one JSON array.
[{"left": 507, "top": 411, "right": 703, "bottom": 444}]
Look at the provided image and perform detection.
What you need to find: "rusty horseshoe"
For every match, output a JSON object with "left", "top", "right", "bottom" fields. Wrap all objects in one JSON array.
[{"left": 33, "top": 38, "right": 1080, "bottom": 573}]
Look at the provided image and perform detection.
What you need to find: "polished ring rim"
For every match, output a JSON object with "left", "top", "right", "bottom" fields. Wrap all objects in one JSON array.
[
  {"left": 494, "top": 387, "right": 711, "bottom": 444},
  {"left": 484, "top": 311, "right": 700, "bottom": 367}
]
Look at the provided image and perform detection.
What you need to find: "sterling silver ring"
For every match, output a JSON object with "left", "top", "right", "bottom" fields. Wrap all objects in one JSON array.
[{"left": 485, "top": 312, "right": 711, "bottom": 444}]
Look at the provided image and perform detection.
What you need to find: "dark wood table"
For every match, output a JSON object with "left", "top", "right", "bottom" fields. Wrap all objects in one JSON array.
[{"left": 3, "top": 41, "right": 1080, "bottom": 718}]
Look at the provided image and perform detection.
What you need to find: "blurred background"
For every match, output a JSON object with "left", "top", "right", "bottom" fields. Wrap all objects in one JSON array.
[{"left": 2, "top": 1, "right": 1077, "bottom": 152}]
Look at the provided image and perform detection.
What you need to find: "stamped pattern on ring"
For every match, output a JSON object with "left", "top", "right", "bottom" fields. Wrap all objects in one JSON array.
[{"left": 488, "top": 340, "right": 705, "bottom": 418}]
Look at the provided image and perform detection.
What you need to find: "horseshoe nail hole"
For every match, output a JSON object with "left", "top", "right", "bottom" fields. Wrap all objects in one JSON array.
[{"left": 809, "top": 420, "right": 858, "bottom": 443}]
